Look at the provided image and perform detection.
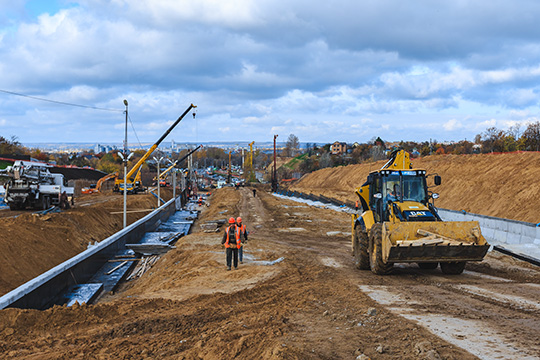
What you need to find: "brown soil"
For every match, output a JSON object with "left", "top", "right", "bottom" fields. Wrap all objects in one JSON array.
[
  {"left": 0, "top": 188, "right": 174, "bottom": 295},
  {"left": 0, "top": 185, "right": 538, "bottom": 359},
  {"left": 290, "top": 152, "right": 540, "bottom": 223}
]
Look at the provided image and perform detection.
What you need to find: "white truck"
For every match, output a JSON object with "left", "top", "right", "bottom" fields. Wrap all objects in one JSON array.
[{"left": 2, "top": 161, "right": 74, "bottom": 210}]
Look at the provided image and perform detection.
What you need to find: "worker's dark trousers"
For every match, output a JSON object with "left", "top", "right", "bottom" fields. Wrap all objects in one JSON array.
[
  {"left": 239, "top": 246, "right": 243, "bottom": 262},
  {"left": 226, "top": 247, "right": 239, "bottom": 268}
]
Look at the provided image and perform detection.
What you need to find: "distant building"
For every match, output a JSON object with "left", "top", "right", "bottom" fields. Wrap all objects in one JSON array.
[
  {"left": 352, "top": 142, "right": 361, "bottom": 148},
  {"left": 94, "top": 144, "right": 115, "bottom": 154},
  {"left": 331, "top": 141, "right": 347, "bottom": 155}
]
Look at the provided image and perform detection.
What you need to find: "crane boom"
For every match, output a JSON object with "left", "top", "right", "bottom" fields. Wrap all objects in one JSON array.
[
  {"left": 125, "top": 103, "right": 196, "bottom": 182},
  {"left": 158, "top": 145, "right": 202, "bottom": 180}
]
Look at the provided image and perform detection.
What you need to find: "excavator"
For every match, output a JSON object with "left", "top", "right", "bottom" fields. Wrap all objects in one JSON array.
[
  {"left": 81, "top": 172, "right": 119, "bottom": 194},
  {"left": 351, "top": 149, "right": 489, "bottom": 275},
  {"left": 113, "top": 104, "right": 197, "bottom": 194}
]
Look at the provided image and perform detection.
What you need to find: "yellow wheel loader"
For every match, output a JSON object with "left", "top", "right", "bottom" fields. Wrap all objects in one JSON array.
[{"left": 351, "top": 149, "right": 489, "bottom": 275}]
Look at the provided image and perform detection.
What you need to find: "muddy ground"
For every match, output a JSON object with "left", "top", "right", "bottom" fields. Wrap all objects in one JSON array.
[{"left": 0, "top": 186, "right": 538, "bottom": 359}]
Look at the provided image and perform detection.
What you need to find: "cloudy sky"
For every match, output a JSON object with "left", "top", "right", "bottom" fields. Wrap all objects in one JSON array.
[{"left": 1, "top": 0, "right": 540, "bottom": 146}]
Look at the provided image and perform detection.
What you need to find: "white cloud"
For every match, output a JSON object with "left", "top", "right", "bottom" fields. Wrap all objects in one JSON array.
[
  {"left": 443, "top": 119, "right": 463, "bottom": 131},
  {"left": 2, "top": 1, "right": 540, "bottom": 144}
]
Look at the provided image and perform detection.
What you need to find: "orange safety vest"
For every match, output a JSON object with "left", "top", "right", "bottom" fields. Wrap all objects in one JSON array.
[
  {"left": 225, "top": 225, "right": 241, "bottom": 249},
  {"left": 237, "top": 224, "right": 247, "bottom": 246}
]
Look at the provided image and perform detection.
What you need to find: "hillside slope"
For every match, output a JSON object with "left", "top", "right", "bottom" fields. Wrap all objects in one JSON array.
[{"left": 290, "top": 152, "right": 540, "bottom": 224}]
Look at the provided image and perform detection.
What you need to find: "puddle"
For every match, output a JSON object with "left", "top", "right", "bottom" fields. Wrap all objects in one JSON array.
[
  {"left": 252, "top": 257, "right": 285, "bottom": 266},
  {"left": 278, "top": 227, "right": 306, "bottom": 232},
  {"left": 462, "top": 270, "right": 514, "bottom": 282}
]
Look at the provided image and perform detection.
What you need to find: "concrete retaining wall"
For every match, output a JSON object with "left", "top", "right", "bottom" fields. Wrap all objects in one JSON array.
[
  {"left": 0, "top": 197, "right": 177, "bottom": 310},
  {"left": 437, "top": 208, "right": 540, "bottom": 246}
]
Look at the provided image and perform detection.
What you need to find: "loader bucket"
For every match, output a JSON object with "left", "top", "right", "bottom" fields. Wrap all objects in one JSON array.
[{"left": 381, "top": 221, "right": 490, "bottom": 263}]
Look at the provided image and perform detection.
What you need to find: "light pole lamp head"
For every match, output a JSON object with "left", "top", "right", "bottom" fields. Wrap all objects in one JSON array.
[{"left": 123, "top": 99, "right": 128, "bottom": 106}]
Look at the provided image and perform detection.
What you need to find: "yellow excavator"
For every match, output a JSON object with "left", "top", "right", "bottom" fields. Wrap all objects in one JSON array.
[
  {"left": 114, "top": 103, "right": 197, "bottom": 193},
  {"left": 351, "top": 149, "right": 489, "bottom": 275}
]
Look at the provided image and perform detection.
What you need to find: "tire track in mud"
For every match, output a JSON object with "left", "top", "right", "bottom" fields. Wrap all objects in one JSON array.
[{"left": 265, "top": 191, "right": 540, "bottom": 360}]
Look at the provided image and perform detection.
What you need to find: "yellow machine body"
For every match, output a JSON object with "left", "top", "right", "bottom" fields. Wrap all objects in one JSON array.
[{"left": 351, "top": 149, "right": 489, "bottom": 274}]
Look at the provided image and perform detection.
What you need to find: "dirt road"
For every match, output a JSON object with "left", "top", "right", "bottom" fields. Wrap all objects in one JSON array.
[{"left": 0, "top": 187, "right": 538, "bottom": 359}]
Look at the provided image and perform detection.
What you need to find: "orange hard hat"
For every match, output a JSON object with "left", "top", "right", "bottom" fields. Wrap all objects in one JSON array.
[
  {"left": 236, "top": 217, "right": 242, "bottom": 223},
  {"left": 229, "top": 217, "right": 236, "bottom": 224}
]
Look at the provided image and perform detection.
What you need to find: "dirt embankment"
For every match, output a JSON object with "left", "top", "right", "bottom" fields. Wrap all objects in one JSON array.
[
  {"left": 0, "top": 189, "right": 174, "bottom": 296},
  {"left": 290, "top": 152, "right": 540, "bottom": 223}
]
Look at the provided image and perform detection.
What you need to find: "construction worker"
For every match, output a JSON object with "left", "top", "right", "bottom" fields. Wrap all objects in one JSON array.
[
  {"left": 59, "top": 191, "right": 70, "bottom": 210},
  {"left": 221, "top": 217, "right": 241, "bottom": 270},
  {"left": 236, "top": 217, "right": 248, "bottom": 264}
]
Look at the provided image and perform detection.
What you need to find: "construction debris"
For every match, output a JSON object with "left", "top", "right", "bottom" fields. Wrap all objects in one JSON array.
[{"left": 127, "top": 255, "right": 160, "bottom": 280}]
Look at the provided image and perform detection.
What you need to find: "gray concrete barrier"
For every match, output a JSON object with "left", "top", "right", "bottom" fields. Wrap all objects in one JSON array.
[
  {"left": 0, "top": 197, "right": 177, "bottom": 310},
  {"left": 437, "top": 208, "right": 540, "bottom": 247}
]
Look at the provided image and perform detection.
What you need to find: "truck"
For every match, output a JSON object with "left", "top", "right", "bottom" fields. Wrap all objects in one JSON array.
[
  {"left": 352, "top": 149, "right": 489, "bottom": 275},
  {"left": 2, "top": 161, "right": 74, "bottom": 210}
]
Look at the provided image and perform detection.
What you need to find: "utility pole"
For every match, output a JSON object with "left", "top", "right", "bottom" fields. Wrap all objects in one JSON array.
[
  {"left": 123, "top": 99, "right": 128, "bottom": 228},
  {"left": 272, "top": 134, "right": 278, "bottom": 192},
  {"left": 228, "top": 150, "right": 232, "bottom": 183}
]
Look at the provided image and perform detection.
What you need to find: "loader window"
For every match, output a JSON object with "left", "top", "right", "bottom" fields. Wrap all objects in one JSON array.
[
  {"left": 382, "top": 174, "right": 401, "bottom": 203},
  {"left": 402, "top": 175, "right": 427, "bottom": 203}
]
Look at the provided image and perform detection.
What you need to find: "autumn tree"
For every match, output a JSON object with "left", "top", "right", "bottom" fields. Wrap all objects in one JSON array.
[{"left": 522, "top": 121, "right": 540, "bottom": 151}]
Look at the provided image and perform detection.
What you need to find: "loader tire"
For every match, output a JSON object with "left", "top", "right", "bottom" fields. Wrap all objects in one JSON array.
[
  {"left": 369, "top": 224, "right": 393, "bottom": 275},
  {"left": 418, "top": 262, "right": 438, "bottom": 270},
  {"left": 440, "top": 261, "right": 466, "bottom": 275},
  {"left": 353, "top": 227, "right": 370, "bottom": 270}
]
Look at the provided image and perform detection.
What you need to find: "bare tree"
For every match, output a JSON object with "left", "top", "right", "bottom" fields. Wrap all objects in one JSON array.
[{"left": 284, "top": 134, "right": 300, "bottom": 157}]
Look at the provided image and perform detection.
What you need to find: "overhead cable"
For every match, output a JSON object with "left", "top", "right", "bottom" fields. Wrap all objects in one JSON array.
[{"left": 0, "top": 88, "right": 123, "bottom": 112}]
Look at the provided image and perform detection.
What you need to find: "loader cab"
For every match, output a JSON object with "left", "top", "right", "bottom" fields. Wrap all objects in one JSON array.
[{"left": 369, "top": 169, "right": 429, "bottom": 222}]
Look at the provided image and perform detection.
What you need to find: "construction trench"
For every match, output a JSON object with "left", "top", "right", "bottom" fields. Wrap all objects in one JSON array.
[
  {"left": 0, "top": 185, "right": 538, "bottom": 359},
  {"left": 0, "top": 193, "right": 199, "bottom": 310}
]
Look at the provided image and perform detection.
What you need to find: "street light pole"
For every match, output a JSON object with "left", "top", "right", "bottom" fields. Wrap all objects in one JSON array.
[
  {"left": 123, "top": 99, "right": 128, "bottom": 228},
  {"left": 173, "top": 168, "right": 176, "bottom": 199},
  {"left": 153, "top": 156, "right": 163, "bottom": 208},
  {"left": 273, "top": 134, "right": 278, "bottom": 192}
]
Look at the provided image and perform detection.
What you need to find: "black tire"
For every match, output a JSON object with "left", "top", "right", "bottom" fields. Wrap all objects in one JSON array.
[
  {"left": 9, "top": 203, "right": 20, "bottom": 211},
  {"left": 369, "top": 224, "right": 393, "bottom": 275},
  {"left": 440, "top": 261, "right": 466, "bottom": 275},
  {"left": 418, "top": 262, "right": 438, "bottom": 270},
  {"left": 39, "top": 195, "right": 48, "bottom": 210},
  {"left": 353, "top": 226, "right": 370, "bottom": 270}
]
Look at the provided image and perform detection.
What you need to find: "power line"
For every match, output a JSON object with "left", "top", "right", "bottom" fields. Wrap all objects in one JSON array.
[
  {"left": 128, "top": 114, "right": 144, "bottom": 150},
  {"left": 0, "top": 88, "right": 123, "bottom": 112}
]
